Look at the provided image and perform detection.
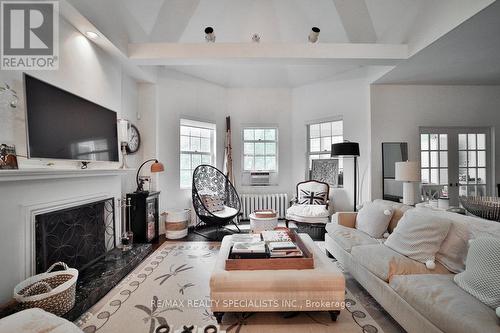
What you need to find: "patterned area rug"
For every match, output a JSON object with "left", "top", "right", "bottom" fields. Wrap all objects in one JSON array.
[{"left": 76, "top": 242, "right": 384, "bottom": 333}]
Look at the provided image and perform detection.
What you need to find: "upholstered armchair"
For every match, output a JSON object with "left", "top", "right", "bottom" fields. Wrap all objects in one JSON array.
[{"left": 286, "top": 180, "right": 332, "bottom": 237}]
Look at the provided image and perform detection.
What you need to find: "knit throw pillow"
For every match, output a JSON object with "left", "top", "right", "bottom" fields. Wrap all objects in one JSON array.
[
  {"left": 200, "top": 195, "right": 224, "bottom": 212},
  {"left": 355, "top": 202, "right": 394, "bottom": 238},
  {"left": 454, "top": 238, "right": 500, "bottom": 309},
  {"left": 384, "top": 209, "right": 451, "bottom": 265}
]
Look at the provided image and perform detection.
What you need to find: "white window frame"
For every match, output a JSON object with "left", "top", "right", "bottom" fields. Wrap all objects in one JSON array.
[
  {"left": 179, "top": 119, "right": 216, "bottom": 189},
  {"left": 241, "top": 126, "right": 279, "bottom": 173},
  {"left": 306, "top": 119, "right": 343, "bottom": 187}
]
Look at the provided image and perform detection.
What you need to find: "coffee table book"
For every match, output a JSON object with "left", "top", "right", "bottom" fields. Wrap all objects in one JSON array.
[{"left": 225, "top": 231, "right": 314, "bottom": 270}]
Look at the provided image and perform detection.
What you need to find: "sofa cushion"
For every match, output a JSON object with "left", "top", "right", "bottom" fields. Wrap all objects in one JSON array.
[
  {"left": 325, "top": 223, "right": 378, "bottom": 253},
  {"left": 286, "top": 204, "right": 330, "bottom": 218},
  {"left": 351, "top": 244, "right": 450, "bottom": 282},
  {"left": 385, "top": 208, "right": 451, "bottom": 264},
  {"left": 372, "top": 199, "right": 412, "bottom": 232},
  {"left": 454, "top": 238, "right": 500, "bottom": 309},
  {"left": 355, "top": 202, "right": 393, "bottom": 238},
  {"left": 390, "top": 274, "right": 498, "bottom": 333}
]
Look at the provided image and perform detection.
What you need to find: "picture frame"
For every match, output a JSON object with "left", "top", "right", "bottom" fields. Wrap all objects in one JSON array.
[{"left": 0, "top": 143, "right": 18, "bottom": 170}]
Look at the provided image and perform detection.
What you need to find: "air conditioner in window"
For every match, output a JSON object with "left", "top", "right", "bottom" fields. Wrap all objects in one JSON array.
[{"left": 241, "top": 171, "right": 273, "bottom": 186}]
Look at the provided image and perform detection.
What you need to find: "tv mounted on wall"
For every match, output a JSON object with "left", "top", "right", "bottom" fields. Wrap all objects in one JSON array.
[{"left": 24, "top": 74, "right": 119, "bottom": 162}]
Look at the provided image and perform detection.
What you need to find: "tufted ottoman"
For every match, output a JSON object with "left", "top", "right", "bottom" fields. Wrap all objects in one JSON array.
[{"left": 210, "top": 233, "right": 345, "bottom": 323}]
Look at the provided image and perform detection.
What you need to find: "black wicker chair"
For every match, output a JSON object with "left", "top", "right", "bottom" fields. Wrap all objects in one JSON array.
[{"left": 192, "top": 164, "right": 241, "bottom": 240}]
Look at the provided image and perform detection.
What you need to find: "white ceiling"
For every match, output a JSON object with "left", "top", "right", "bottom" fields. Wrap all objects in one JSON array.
[
  {"left": 376, "top": 1, "right": 500, "bottom": 85},
  {"left": 67, "top": 0, "right": 497, "bottom": 87}
]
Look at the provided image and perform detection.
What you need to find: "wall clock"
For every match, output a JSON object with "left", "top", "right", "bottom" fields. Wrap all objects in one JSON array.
[{"left": 126, "top": 124, "right": 141, "bottom": 154}]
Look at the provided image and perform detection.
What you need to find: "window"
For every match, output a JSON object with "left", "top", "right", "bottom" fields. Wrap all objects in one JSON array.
[
  {"left": 307, "top": 120, "right": 343, "bottom": 186},
  {"left": 180, "top": 119, "right": 216, "bottom": 188},
  {"left": 420, "top": 132, "right": 449, "bottom": 197},
  {"left": 242, "top": 127, "right": 278, "bottom": 172}
]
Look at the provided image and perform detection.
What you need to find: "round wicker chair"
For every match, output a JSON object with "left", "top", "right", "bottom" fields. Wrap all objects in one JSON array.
[{"left": 192, "top": 165, "right": 241, "bottom": 239}]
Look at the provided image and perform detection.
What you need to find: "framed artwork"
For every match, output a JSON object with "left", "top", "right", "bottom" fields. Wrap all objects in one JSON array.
[
  {"left": 0, "top": 144, "right": 18, "bottom": 169},
  {"left": 311, "top": 159, "right": 338, "bottom": 186}
]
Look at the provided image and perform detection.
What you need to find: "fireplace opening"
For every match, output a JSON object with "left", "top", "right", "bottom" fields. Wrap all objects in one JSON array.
[{"left": 35, "top": 198, "right": 115, "bottom": 274}]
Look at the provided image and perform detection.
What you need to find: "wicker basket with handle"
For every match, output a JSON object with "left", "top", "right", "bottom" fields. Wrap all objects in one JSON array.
[{"left": 13, "top": 262, "right": 78, "bottom": 316}]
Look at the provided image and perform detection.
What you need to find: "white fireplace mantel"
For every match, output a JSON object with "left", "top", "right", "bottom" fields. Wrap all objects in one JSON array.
[{"left": 0, "top": 168, "right": 134, "bottom": 182}]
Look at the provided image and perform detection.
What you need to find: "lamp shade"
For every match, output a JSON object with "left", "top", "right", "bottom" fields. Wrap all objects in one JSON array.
[
  {"left": 331, "top": 142, "right": 360, "bottom": 157},
  {"left": 151, "top": 161, "right": 164, "bottom": 173},
  {"left": 395, "top": 161, "right": 420, "bottom": 182}
]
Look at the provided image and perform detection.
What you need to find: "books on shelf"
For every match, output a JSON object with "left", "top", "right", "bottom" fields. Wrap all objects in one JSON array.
[{"left": 261, "top": 230, "right": 291, "bottom": 242}]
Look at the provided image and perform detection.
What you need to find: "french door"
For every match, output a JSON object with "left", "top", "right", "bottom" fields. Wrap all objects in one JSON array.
[{"left": 420, "top": 127, "right": 492, "bottom": 206}]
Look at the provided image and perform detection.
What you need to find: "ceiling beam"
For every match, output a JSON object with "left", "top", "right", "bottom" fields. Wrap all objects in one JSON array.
[
  {"left": 332, "top": 0, "right": 377, "bottom": 43},
  {"left": 128, "top": 43, "right": 408, "bottom": 66}
]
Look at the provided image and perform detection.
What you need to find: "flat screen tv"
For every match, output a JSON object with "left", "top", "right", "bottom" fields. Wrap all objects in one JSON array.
[{"left": 24, "top": 74, "right": 119, "bottom": 162}]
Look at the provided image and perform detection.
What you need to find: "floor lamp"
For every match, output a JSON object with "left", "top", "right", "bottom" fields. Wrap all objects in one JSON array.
[{"left": 332, "top": 141, "right": 360, "bottom": 212}]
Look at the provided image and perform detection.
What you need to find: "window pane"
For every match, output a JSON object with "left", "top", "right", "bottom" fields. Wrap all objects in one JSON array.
[
  {"left": 459, "top": 186, "right": 467, "bottom": 196},
  {"left": 310, "top": 124, "right": 320, "bottom": 138},
  {"left": 332, "top": 136, "right": 343, "bottom": 144},
  {"left": 200, "top": 128, "right": 211, "bottom": 138},
  {"left": 467, "top": 151, "right": 476, "bottom": 167},
  {"left": 265, "top": 142, "right": 276, "bottom": 155},
  {"left": 180, "top": 126, "right": 190, "bottom": 136},
  {"left": 440, "top": 169, "right": 448, "bottom": 185},
  {"left": 467, "top": 134, "right": 476, "bottom": 149},
  {"left": 430, "top": 151, "right": 438, "bottom": 167},
  {"left": 430, "top": 169, "right": 439, "bottom": 184},
  {"left": 439, "top": 151, "right": 448, "bottom": 168},
  {"left": 190, "top": 137, "right": 201, "bottom": 152},
  {"left": 467, "top": 186, "right": 476, "bottom": 196},
  {"left": 191, "top": 154, "right": 202, "bottom": 169},
  {"left": 468, "top": 168, "right": 477, "bottom": 183},
  {"left": 244, "top": 142, "right": 254, "bottom": 155},
  {"left": 180, "top": 136, "right": 190, "bottom": 151},
  {"left": 265, "top": 129, "right": 276, "bottom": 141},
  {"left": 244, "top": 156, "right": 253, "bottom": 170},
  {"left": 421, "top": 168, "right": 429, "bottom": 183},
  {"left": 190, "top": 127, "right": 201, "bottom": 137},
  {"left": 310, "top": 138, "right": 320, "bottom": 152},
  {"left": 459, "top": 168, "right": 467, "bottom": 184},
  {"left": 244, "top": 129, "right": 254, "bottom": 141},
  {"left": 265, "top": 156, "right": 276, "bottom": 170},
  {"left": 332, "top": 121, "right": 343, "bottom": 135},
  {"left": 254, "top": 129, "right": 265, "bottom": 141},
  {"left": 180, "top": 170, "right": 191, "bottom": 188},
  {"left": 477, "top": 151, "right": 486, "bottom": 167},
  {"left": 421, "top": 152, "right": 429, "bottom": 167},
  {"left": 458, "top": 134, "right": 467, "bottom": 150},
  {"left": 459, "top": 151, "right": 467, "bottom": 167},
  {"left": 255, "top": 156, "right": 265, "bottom": 170},
  {"left": 255, "top": 142, "right": 265, "bottom": 155},
  {"left": 201, "top": 155, "right": 211, "bottom": 164},
  {"left": 430, "top": 134, "right": 439, "bottom": 150},
  {"left": 476, "top": 185, "right": 486, "bottom": 196},
  {"left": 421, "top": 134, "right": 429, "bottom": 150},
  {"left": 477, "top": 134, "right": 486, "bottom": 149},
  {"left": 180, "top": 154, "right": 190, "bottom": 169},
  {"left": 439, "top": 134, "right": 447, "bottom": 150},
  {"left": 321, "top": 137, "right": 332, "bottom": 151},
  {"left": 320, "top": 122, "right": 331, "bottom": 137},
  {"left": 477, "top": 168, "right": 486, "bottom": 184},
  {"left": 200, "top": 138, "right": 210, "bottom": 152}
]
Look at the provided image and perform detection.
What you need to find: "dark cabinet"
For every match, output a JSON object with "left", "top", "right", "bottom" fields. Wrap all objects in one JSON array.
[{"left": 126, "top": 191, "right": 160, "bottom": 243}]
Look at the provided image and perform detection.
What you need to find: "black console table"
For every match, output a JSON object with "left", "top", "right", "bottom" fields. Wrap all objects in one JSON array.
[{"left": 127, "top": 191, "right": 160, "bottom": 243}]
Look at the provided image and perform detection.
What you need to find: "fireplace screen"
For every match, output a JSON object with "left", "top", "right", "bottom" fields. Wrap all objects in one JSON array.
[{"left": 35, "top": 198, "right": 115, "bottom": 273}]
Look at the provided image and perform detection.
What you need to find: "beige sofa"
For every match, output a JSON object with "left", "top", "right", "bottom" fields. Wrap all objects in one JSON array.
[{"left": 325, "top": 199, "right": 500, "bottom": 333}]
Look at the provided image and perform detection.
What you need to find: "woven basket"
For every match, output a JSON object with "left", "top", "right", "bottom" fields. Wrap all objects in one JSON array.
[{"left": 13, "top": 262, "right": 78, "bottom": 316}]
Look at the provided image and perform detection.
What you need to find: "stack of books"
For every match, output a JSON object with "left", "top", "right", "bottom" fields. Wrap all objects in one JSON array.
[
  {"left": 230, "top": 236, "right": 267, "bottom": 259},
  {"left": 268, "top": 241, "right": 303, "bottom": 258},
  {"left": 261, "top": 230, "right": 291, "bottom": 242}
]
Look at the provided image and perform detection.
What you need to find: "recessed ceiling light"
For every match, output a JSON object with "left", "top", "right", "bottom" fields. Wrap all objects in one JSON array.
[{"left": 85, "top": 31, "right": 99, "bottom": 39}]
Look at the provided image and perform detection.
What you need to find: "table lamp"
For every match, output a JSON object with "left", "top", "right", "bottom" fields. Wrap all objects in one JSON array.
[{"left": 395, "top": 161, "right": 420, "bottom": 205}]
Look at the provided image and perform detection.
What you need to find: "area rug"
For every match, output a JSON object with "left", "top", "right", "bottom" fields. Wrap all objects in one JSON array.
[{"left": 76, "top": 242, "right": 384, "bottom": 333}]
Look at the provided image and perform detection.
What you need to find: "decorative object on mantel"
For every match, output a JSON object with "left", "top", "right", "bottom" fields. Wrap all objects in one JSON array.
[
  {"left": 135, "top": 158, "right": 164, "bottom": 192},
  {"left": 395, "top": 161, "right": 420, "bottom": 206},
  {"left": 311, "top": 159, "right": 338, "bottom": 186},
  {"left": 117, "top": 119, "right": 129, "bottom": 169},
  {"left": 332, "top": 141, "right": 360, "bottom": 211},
  {"left": 80, "top": 161, "right": 90, "bottom": 169},
  {"left": 459, "top": 196, "right": 500, "bottom": 222},
  {"left": 0, "top": 143, "right": 18, "bottom": 169},
  {"left": 13, "top": 262, "right": 78, "bottom": 316},
  {"left": 0, "top": 82, "right": 18, "bottom": 109}
]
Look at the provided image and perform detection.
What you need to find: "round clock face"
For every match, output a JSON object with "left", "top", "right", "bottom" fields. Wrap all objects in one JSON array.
[{"left": 126, "top": 124, "right": 141, "bottom": 154}]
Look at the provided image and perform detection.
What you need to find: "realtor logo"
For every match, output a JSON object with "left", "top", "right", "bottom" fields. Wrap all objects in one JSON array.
[{"left": 1, "top": 1, "right": 59, "bottom": 70}]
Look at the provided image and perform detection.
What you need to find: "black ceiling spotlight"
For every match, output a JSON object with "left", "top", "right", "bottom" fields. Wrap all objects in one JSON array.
[
  {"left": 205, "top": 26, "right": 216, "bottom": 43},
  {"left": 308, "top": 27, "right": 320, "bottom": 43}
]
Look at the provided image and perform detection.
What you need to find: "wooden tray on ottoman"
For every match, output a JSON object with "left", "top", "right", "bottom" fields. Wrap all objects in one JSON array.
[{"left": 225, "top": 231, "right": 314, "bottom": 270}]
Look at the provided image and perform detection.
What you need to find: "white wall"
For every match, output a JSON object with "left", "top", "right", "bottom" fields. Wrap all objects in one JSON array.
[
  {"left": 292, "top": 77, "right": 372, "bottom": 211},
  {"left": 371, "top": 84, "right": 500, "bottom": 199}
]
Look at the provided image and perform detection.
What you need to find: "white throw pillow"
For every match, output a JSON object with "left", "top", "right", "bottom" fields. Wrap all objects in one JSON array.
[
  {"left": 385, "top": 209, "right": 451, "bottom": 265},
  {"left": 454, "top": 238, "right": 500, "bottom": 309},
  {"left": 355, "top": 202, "right": 394, "bottom": 238},
  {"left": 435, "top": 215, "right": 470, "bottom": 273}
]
